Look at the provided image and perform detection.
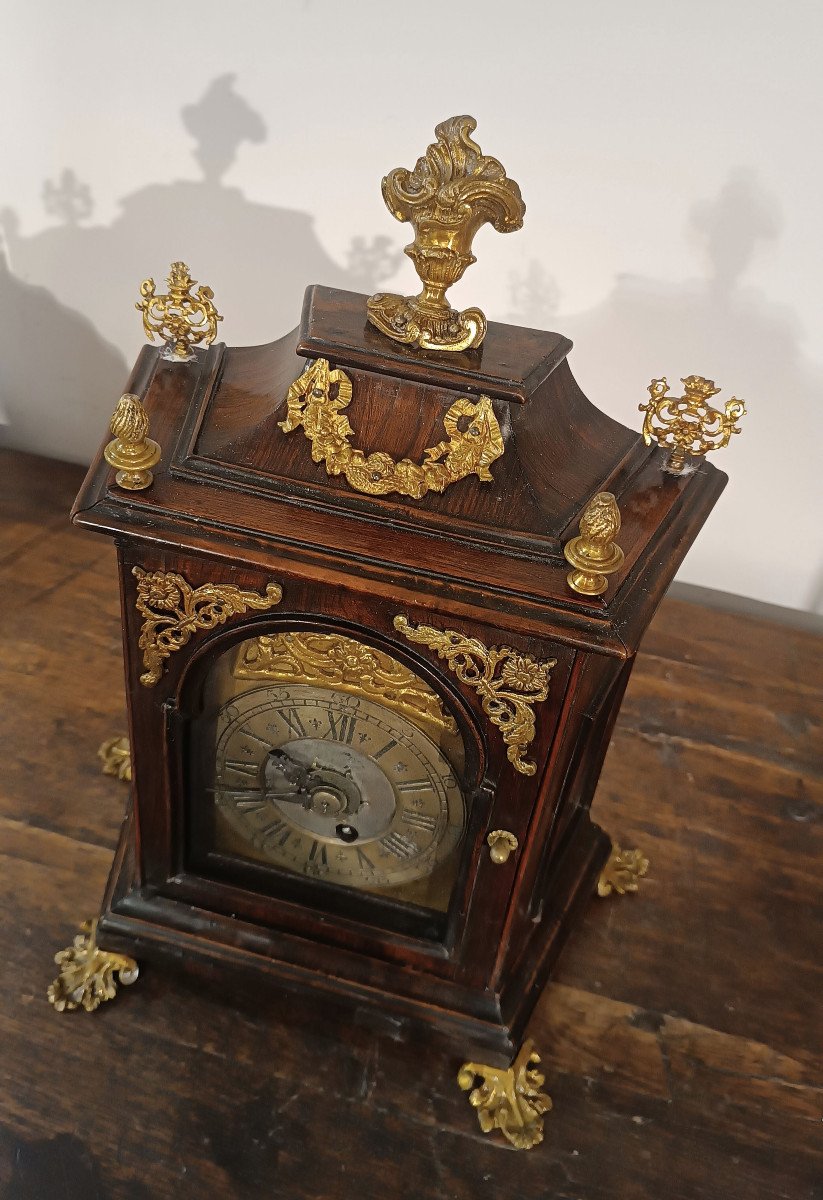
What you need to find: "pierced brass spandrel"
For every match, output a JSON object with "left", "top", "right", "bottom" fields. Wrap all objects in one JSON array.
[
  {"left": 103, "top": 393, "right": 161, "bottom": 491},
  {"left": 133, "top": 567, "right": 283, "bottom": 686},
  {"left": 97, "top": 736, "right": 131, "bottom": 782},
  {"left": 137, "top": 260, "right": 222, "bottom": 360},
  {"left": 393, "top": 615, "right": 555, "bottom": 776},
  {"left": 367, "top": 115, "right": 525, "bottom": 352},
  {"left": 234, "top": 631, "right": 458, "bottom": 740},
  {"left": 279, "top": 358, "right": 504, "bottom": 498},
  {"left": 564, "top": 492, "right": 624, "bottom": 597},
  {"left": 639, "top": 375, "right": 746, "bottom": 473},
  {"left": 457, "top": 1039, "right": 552, "bottom": 1150},
  {"left": 48, "top": 919, "right": 139, "bottom": 1013},
  {"left": 597, "top": 843, "right": 649, "bottom": 897}
]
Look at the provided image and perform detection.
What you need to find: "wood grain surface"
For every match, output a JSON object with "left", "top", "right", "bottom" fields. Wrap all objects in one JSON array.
[{"left": 0, "top": 448, "right": 820, "bottom": 1200}]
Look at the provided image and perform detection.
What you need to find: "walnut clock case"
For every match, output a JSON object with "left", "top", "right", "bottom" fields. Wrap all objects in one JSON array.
[{"left": 52, "top": 117, "right": 745, "bottom": 1151}]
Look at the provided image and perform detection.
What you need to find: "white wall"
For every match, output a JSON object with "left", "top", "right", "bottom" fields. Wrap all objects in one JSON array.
[{"left": 1, "top": 0, "right": 821, "bottom": 611}]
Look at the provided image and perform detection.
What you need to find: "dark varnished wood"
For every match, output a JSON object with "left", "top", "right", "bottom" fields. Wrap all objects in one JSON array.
[
  {"left": 1, "top": 449, "right": 821, "bottom": 1198},
  {"left": 62, "top": 288, "right": 733, "bottom": 1063}
]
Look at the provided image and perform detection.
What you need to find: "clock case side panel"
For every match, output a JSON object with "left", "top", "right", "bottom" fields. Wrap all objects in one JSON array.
[{"left": 491, "top": 653, "right": 635, "bottom": 1043}]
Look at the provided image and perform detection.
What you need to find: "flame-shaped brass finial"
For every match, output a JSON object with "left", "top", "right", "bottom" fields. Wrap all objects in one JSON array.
[
  {"left": 367, "top": 116, "right": 525, "bottom": 353},
  {"left": 563, "top": 493, "right": 625, "bottom": 597},
  {"left": 104, "top": 393, "right": 161, "bottom": 490}
]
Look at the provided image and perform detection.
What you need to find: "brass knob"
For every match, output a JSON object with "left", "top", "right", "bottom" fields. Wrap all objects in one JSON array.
[
  {"left": 639, "top": 375, "right": 746, "bottom": 473},
  {"left": 487, "top": 830, "right": 518, "bottom": 865}
]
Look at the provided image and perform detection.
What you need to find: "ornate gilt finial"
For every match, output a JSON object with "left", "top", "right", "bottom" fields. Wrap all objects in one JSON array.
[
  {"left": 48, "top": 919, "right": 139, "bottom": 1013},
  {"left": 103, "top": 393, "right": 161, "bottom": 491},
  {"left": 639, "top": 375, "right": 746, "bottom": 474},
  {"left": 457, "top": 1039, "right": 552, "bottom": 1150},
  {"left": 367, "top": 115, "right": 525, "bottom": 353},
  {"left": 137, "top": 260, "right": 222, "bottom": 360},
  {"left": 563, "top": 492, "right": 624, "bottom": 597}
]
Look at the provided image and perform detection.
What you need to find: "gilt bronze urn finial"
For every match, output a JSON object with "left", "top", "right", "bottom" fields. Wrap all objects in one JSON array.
[{"left": 367, "top": 115, "right": 525, "bottom": 353}]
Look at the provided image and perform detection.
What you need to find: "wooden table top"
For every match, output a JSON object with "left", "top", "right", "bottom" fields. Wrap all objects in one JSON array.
[{"left": 0, "top": 447, "right": 820, "bottom": 1199}]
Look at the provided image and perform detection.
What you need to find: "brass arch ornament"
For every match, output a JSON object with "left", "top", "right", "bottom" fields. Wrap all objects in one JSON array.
[
  {"left": 278, "top": 358, "right": 504, "bottom": 498},
  {"left": 366, "top": 115, "right": 525, "bottom": 352}
]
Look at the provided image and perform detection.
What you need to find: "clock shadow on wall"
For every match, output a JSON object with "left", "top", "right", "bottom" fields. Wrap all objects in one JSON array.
[
  {"left": 0, "top": 73, "right": 405, "bottom": 465},
  {"left": 3, "top": 78, "right": 822, "bottom": 613},
  {"left": 505, "top": 167, "right": 823, "bottom": 612}
]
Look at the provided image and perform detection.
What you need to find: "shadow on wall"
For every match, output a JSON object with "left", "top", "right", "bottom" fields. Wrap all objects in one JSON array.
[
  {"left": 0, "top": 74, "right": 403, "bottom": 464},
  {"left": 507, "top": 168, "right": 823, "bottom": 611}
]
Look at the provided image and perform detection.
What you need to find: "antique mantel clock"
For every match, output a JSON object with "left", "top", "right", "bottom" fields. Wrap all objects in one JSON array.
[{"left": 50, "top": 117, "right": 745, "bottom": 1150}]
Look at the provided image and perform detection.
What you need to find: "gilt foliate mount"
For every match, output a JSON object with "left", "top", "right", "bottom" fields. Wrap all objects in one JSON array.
[
  {"left": 367, "top": 115, "right": 525, "bottom": 352},
  {"left": 393, "top": 615, "right": 555, "bottom": 776},
  {"left": 133, "top": 567, "right": 283, "bottom": 686}
]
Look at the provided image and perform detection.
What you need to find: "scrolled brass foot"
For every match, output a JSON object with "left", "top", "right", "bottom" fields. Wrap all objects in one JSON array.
[
  {"left": 457, "top": 1038, "right": 552, "bottom": 1150},
  {"left": 47, "top": 919, "right": 139, "bottom": 1013},
  {"left": 597, "top": 843, "right": 649, "bottom": 897},
  {"left": 97, "top": 736, "right": 131, "bottom": 782}
]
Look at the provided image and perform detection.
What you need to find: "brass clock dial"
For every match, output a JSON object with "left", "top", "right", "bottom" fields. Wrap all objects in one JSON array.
[{"left": 213, "top": 684, "right": 465, "bottom": 891}]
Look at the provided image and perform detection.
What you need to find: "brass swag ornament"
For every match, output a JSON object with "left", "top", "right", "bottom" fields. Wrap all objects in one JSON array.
[
  {"left": 393, "top": 615, "right": 555, "bottom": 776},
  {"left": 103, "top": 393, "right": 161, "bottom": 491},
  {"left": 563, "top": 492, "right": 625, "bottom": 597},
  {"left": 640, "top": 375, "right": 746, "bottom": 473},
  {"left": 367, "top": 115, "right": 525, "bottom": 352},
  {"left": 137, "top": 260, "right": 222, "bottom": 360},
  {"left": 133, "top": 567, "right": 283, "bottom": 686},
  {"left": 279, "top": 358, "right": 504, "bottom": 498},
  {"left": 458, "top": 1040, "right": 553, "bottom": 1150}
]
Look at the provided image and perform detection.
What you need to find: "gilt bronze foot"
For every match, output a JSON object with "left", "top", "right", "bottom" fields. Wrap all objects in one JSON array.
[
  {"left": 48, "top": 919, "right": 139, "bottom": 1012},
  {"left": 597, "top": 842, "right": 649, "bottom": 897},
  {"left": 457, "top": 1039, "right": 552, "bottom": 1149}
]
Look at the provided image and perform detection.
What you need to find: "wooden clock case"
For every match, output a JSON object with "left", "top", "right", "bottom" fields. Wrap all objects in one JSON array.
[{"left": 72, "top": 285, "right": 726, "bottom": 1062}]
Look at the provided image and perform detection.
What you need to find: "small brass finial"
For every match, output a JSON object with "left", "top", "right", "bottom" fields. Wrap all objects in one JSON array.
[
  {"left": 104, "top": 393, "right": 161, "bottom": 491},
  {"left": 137, "top": 260, "right": 222, "bottom": 360},
  {"left": 367, "top": 115, "right": 525, "bottom": 353},
  {"left": 564, "top": 493, "right": 624, "bottom": 597},
  {"left": 639, "top": 375, "right": 746, "bottom": 474}
]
